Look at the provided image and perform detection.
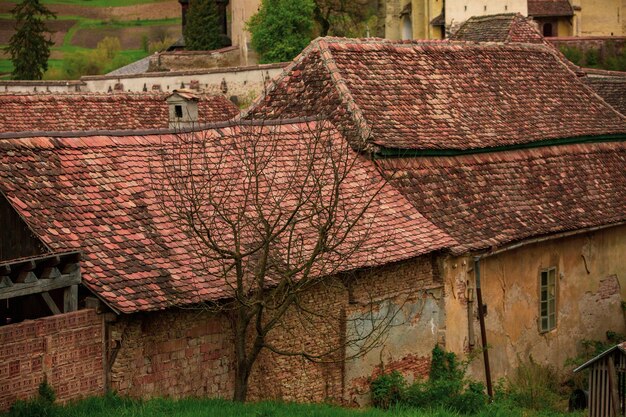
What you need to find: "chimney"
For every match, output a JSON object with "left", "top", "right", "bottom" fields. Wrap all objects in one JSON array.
[{"left": 166, "top": 89, "right": 200, "bottom": 129}]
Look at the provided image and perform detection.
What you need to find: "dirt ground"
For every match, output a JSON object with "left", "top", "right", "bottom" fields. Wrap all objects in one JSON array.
[
  {"left": 71, "top": 24, "right": 181, "bottom": 49},
  {"left": 0, "top": 1, "right": 179, "bottom": 21},
  {"left": 0, "top": 19, "right": 75, "bottom": 45}
]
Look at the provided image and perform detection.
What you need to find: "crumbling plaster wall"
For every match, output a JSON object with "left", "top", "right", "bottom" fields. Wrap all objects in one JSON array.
[{"left": 444, "top": 224, "right": 626, "bottom": 382}]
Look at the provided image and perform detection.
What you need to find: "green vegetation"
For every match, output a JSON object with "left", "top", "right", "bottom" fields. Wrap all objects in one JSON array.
[
  {"left": 2, "top": 393, "right": 583, "bottom": 417},
  {"left": 247, "top": 0, "right": 315, "bottom": 63},
  {"left": 560, "top": 44, "right": 626, "bottom": 72},
  {"left": 6, "top": 0, "right": 57, "bottom": 79},
  {"left": 183, "top": 0, "right": 225, "bottom": 51},
  {"left": 371, "top": 346, "right": 486, "bottom": 414},
  {"left": 370, "top": 346, "right": 582, "bottom": 416},
  {"left": 0, "top": 0, "right": 181, "bottom": 79}
]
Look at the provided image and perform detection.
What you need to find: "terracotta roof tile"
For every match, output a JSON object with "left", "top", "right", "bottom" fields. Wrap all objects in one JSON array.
[
  {"left": 450, "top": 13, "right": 545, "bottom": 43},
  {"left": 247, "top": 37, "right": 625, "bottom": 151},
  {"left": 528, "top": 0, "right": 574, "bottom": 17},
  {"left": 0, "top": 92, "right": 239, "bottom": 133},
  {"left": 583, "top": 76, "right": 626, "bottom": 116},
  {"left": 0, "top": 122, "right": 454, "bottom": 313},
  {"left": 378, "top": 142, "right": 626, "bottom": 252}
]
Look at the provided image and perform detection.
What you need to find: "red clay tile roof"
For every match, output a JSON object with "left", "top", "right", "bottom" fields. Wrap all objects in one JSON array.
[
  {"left": 0, "top": 122, "right": 455, "bottom": 313},
  {"left": 247, "top": 37, "right": 625, "bottom": 151},
  {"left": 0, "top": 93, "right": 239, "bottom": 133},
  {"left": 528, "top": 0, "right": 574, "bottom": 16},
  {"left": 450, "top": 13, "right": 545, "bottom": 43},
  {"left": 583, "top": 75, "right": 626, "bottom": 116},
  {"left": 378, "top": 141, "right": 626, "bottom": 252}
]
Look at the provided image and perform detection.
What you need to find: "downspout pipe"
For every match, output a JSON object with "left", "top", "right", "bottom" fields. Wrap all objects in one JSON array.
[{"left": 474, "top": 255, "right": 493, "bottom": 399}]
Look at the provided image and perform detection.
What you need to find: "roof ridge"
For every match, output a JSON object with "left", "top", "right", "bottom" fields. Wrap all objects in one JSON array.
[
  {"left": 0, "top": 116, "right": 329, "bottom": 144},
  {"left": 239, "top": 38, "right": 325, "bottom": 120},
  {"left": 316, "top": 39, "right": 375, "bottom": 151}
]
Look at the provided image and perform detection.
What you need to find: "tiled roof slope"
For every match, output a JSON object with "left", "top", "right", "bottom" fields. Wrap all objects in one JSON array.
[
  {"left": 583, "top": 76, "right": 626, "bottom": 116},
  {"left": 450, "top": 13, "right": 545, "bottom": 43},
  {"left": 528, "top": 0, "right": 574, "bottom": 16},
  {"left": 378, "top": 142, "right": 626, "bottom": 252},
  {"left": 0, "top": 93, "right": 239, "bottom": 133},
  {"left": 0, "top": 122, "right": 455, "bottom": 313},
  {"left": 247, "top": 38, "right": 625, "bottom": 151}
]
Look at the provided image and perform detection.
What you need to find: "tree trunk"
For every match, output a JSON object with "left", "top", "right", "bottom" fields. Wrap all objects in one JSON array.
[{"left": 233, "top": 361, "right": 250, "bottom": 402}]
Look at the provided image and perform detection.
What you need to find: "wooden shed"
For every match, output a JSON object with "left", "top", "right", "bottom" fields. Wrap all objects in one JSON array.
[{"left": 575, "top": 342, "right": 626, "bottom": 417}]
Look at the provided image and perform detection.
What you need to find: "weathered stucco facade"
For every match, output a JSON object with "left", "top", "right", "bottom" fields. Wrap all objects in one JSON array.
[
  {"left": 445, "top": 224, "right": 626, "bottom": 381},
  {"left": 573, "top": 0, "right": 626, "bottom": 36}
]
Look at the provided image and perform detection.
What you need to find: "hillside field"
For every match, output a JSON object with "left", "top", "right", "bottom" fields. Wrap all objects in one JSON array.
[{"left": 0, "top": 0, "right": 182, "bottom": 79}]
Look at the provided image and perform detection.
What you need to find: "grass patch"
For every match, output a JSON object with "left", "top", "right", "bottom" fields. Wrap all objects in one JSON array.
[{"left": 0, "top": 395, "right": 584, "bottom": 417}]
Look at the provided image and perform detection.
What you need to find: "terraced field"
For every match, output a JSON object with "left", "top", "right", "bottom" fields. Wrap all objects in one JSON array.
[{"left": 0, "top": 0, "right": 182, "bottom": 79}]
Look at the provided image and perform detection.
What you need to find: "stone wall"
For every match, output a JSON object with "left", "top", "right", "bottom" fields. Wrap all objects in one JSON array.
[
  {"left": 0, "top": 64, "right": 286, "bottom": 108},
  {"left": 0, "top": 309, "right": 104, "bottom": 411},
  {"left": 107, "top": 255, "right": 442, "bottom": 405},
  {"left": 108, "top": 309, "right": 234, "bottom": 398},
  {"left": 148, "top": 47, "right": 243, "bottom": 72},
  {"left": 548, "top": 36, "right": 626, "bottom": 54}
]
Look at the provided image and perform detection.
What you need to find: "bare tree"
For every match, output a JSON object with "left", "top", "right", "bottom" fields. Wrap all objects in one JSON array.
[{"left": 153, "top": 118, "right": 404, "bottom": 402}]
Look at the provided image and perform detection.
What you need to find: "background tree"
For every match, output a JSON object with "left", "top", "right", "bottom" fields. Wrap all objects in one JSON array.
[
  {"left": 313, "top": 0, "right": 378, "bottom": 37},
  {"left": 247, "top": 0, "right": 315, "bottom": 63},
  {"left": 6, "top": 0, "right": 56, "bottom": 80},
  {"left": 184, "top": 0, "right": 224, "bottom": 51},
  {"left": 154, "top": 120, "right": 405, "bottom": 401}
]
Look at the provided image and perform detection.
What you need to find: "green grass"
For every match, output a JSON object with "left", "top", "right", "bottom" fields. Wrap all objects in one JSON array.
[{"left": 1, "top": 395, "right": 584, "bottom": 417}]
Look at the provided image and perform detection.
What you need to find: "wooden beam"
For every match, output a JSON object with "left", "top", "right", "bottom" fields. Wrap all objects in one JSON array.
[
  {"left": 16, "top": 260, "right": 37, "bottom": 283},
  {"left": 41, "top": 291, "right": 61, "bottom": 315},
  {"left": 608, "top": 355, "right": 621, "bottom": 417},
  {"left": 63, "top": 285, "right": 78, "bottom": 313},
  {"left": 0, "top": 273, "right": 80, "bottom": 300},
  {"left": 0, "top": 275, "right": 12, "bottom": 289},
  {"left": 41, "top": 267, "right": 61, "bottom": 280}
]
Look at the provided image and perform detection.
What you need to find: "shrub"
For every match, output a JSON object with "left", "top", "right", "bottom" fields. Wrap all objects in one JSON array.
[
  {"left": 370, "top": 346, "right": 487, "bottom": 414},
  {"left": 559, "top": 45, "right": 583, "bottom": 66},
  {"left": 370, "top": 370, "right": 406, "bottom": 409},
  {"left": 584, "top": 48, "right": 601, "bottom": 67},
  {"left": 506, "top": 356, "right": 563, "bottom": 411}
]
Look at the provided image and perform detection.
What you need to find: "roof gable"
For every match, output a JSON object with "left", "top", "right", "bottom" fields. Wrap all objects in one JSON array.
[
  {"left": 247, "top": 37, "right": 626, "bottom": 152},
  {"left": 450, "top": 13, "right": 545, "bottom": 44}
]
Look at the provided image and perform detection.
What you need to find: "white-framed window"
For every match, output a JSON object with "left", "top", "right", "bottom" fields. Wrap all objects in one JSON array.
[{"left": 539, "top": 267, "right": 557, "bottom": 333}]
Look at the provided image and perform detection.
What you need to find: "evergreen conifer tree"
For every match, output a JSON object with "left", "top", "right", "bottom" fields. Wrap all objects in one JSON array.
[
  {"left": 7, "top": 0, "right": 56, "bottom": 80},
  {"left": 183, "top": 0, "right": 224, "bottom": 51}
]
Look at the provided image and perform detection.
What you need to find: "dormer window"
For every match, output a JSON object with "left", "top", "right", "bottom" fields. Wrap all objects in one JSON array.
[{"left": 166, "top": 89, "right": 200, "bottom": 128}]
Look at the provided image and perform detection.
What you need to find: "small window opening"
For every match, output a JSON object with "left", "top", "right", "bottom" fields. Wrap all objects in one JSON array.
[
  {"left": 464, "top": 5, "right": 467, "bottom": 11},
  {"left": 539, "top": 267, "right": 557, "bottom": 332},
  {"left": 484, "top": 5, "right": 487, "bottom": 11},
  {"left": 175, "top": 105, "right": 183, "bottom": 118},
  {"left": 505, "top": 5, "right": 508, "bottom": 11},
  {"left": 543, "top": 22, "right": 553, "bottom": 37}
]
